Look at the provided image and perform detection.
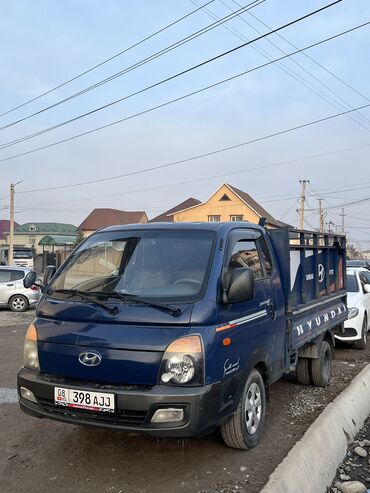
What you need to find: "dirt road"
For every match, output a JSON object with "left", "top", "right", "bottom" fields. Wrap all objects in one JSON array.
[{"left": 0, "top": 309, "right": 369, "bottom": 493}]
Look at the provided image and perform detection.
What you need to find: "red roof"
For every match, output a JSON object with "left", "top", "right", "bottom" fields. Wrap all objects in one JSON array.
[
  {"left": 0, "top": 219, "right": 19, "bottom": 238},
  {"left": 150, "top": 198, "right": 201, "bottom": 222},
  {"left": 79, "top": 208, "right": 148, "bottom": 231}
]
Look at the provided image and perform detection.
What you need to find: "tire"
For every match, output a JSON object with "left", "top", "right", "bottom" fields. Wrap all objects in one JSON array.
[
  {"left": 296, "top": 358, "right": 311, "bottom": 385},
  {"left": 9, "top": 294, "right": 29, "bottom": 312},
  {"left": 354, "top": 315, "right": 367, "bottom": 350},
  {"left": 311, "top": 341, "right": 332, "bottom": 387},
  {"left": 221, "top": 369, "right": 266, "bottom": 449}
]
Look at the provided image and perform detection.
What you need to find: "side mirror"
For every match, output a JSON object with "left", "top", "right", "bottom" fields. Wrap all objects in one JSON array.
[
  {"left": 43, "top": 265, "right": 57, "bottom": 286},
  {"left": 23, "top": 270, "right": 38, "bottom": 289},
  {"left": 224, "top": 267, "right": 255, "bottom": 304},
  {"left": 364, "top": 284, "right": 370, "bottom": 294}
]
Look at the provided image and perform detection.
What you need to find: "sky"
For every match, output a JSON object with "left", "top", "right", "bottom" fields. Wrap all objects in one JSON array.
[{"left": 0, "top": 0, "right": 369, "bottom": 250}]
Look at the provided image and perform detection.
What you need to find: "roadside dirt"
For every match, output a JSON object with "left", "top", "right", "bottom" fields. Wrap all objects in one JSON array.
[
  {"left": 330, "top": 417, "right": 370, "bottom": 492},
  {"left": 0, "top": 310, "right": 369, "bottom": 493}
]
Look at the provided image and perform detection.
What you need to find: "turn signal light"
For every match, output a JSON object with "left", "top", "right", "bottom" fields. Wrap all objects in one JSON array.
[
  {"left": 25, "top": 323, "right": 37, "bottom": 342},
  {"left": 166, "top": 335, "right": 202, "bottom": 354}
]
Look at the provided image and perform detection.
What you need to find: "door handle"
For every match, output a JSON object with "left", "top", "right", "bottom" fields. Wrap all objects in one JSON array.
[{"left": 6, "top": 283, "right": 14, "bottom": 287}]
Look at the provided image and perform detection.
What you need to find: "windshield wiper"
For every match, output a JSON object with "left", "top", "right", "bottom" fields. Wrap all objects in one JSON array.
[
  {"left": 100, "top": 291, "right": 182, "bottom": 317},
  {"left": 50, "top": 289, "right": 118, "bottom": 315}
]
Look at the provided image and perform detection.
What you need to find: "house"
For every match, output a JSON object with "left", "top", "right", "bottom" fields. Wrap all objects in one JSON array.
[
  {"left": 2, "top": 222, "right": 77, "bottom": 254},
  {"left": 79, "top": 208, "right": 148, "bottom": 237},
  {"left": 0, "top": 219, "right": 19, "bottom": 243},
  {"left": 170, "top": 183, "right": 288, "bottom": 228},
  {"left": 150, "top": 198, "right": 201, "bottom": 222},
  {"left": 363, "top": 250, "right": 370, "bottom": 260}
]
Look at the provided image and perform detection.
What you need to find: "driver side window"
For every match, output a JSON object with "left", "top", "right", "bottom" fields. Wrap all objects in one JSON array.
[
  {"left": 359, "top": 271, "right": 370, "bottom": 292},
  {"left": 228, "top": 240, "right": 263, "bottom": 280}
]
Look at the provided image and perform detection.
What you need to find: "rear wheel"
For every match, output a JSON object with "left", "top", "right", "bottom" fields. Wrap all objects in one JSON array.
[
  {"left": 354, "top": 315, "right": 367, "bottom": 350},
  {"left": 296, "top": 358, "right": 311, "bottom": 385},
  {"left": 311, "top": 341, "right": 332, "bottom": 387},
  {"left": 221, "top": 369, "right": 266, "bottom": 449},
  {"left": 9, "top": 295, "right": 29, "bottom": 312}
]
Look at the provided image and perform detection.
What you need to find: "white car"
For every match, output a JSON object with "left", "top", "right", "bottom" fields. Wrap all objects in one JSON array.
[
  {"left": 335, "top": 267, "right": 370, "bottom": 349},
  {"left": 0, "top": 266, "right": 41, "bottom": 312}
]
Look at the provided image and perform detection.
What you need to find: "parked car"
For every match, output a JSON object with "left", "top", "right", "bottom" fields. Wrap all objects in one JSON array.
[
  {"left": 0, "top": 266, "right": 41, "bottom": 312},
  {"left": 347, "top": 259, "right": 370, "bottom": 270},
  {"left": 18, "top": 224, "right": 347, "bottom": 449},
  {"left": 335, "top": 267, "right": 370, "bottom": 349}
]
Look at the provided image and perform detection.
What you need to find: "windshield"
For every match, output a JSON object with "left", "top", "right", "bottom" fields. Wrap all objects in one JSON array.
[
  {"left": 347, "top": 274, "right": 359, "bottom": 292},
  {"left": 13, "top": 250, "right": 33, "bottom": 259},
  {"left": 49, "top": 230, "right": 215, "bottom": 302}
]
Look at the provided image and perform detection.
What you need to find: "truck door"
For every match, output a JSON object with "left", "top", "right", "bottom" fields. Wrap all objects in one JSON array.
[{"left": 218, "top": 230, "right": 285, "bottom": 381}]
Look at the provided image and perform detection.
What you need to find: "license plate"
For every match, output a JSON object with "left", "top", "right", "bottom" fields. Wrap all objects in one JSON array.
[{"left": 54, "top": 387, "right": 115, "bottom": 413}]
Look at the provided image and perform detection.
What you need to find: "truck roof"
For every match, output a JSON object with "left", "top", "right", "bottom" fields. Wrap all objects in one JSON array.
[{"left": 99, "top": 221, "right": 266, "bottom": 234}]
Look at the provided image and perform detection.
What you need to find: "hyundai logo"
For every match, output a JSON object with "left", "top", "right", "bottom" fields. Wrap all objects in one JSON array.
[
  {"left": 318, "top": 264, "right": 326, "bottom": 283},
  {"left": 78, "top": 351, "right": 102, "bottom": 367}
]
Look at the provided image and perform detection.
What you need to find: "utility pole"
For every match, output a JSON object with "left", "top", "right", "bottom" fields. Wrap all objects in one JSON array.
[
  {"left": 8, "top": 181, "right": 21, "bottom": 266},
  {"left": 339, "top": 207, "right": 346, "bottom": 234},
  {"left": 327, "top": 220, "right": 335, "bottom": 234},
  {"left": 299, "top": 179, "right": 309, "bottom": 230},
  {"left": 8, "top": 184, "right": 15, "bottom": 266},
  {"left": 318, "top": 197, "right": 325, "bottom": 234}
]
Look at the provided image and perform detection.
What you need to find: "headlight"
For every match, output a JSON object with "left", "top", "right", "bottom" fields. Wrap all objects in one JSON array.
[
  {"left": 23, "top": 323, "right": 40, "bottom": 370},
  {"left": 347, "top": 307, "right": 359, "bottom": 320},
  {"left": 160, "top": 335, "right": 203, "bottom": 386}
]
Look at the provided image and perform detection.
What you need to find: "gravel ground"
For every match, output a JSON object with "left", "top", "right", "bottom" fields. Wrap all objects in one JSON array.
[
  {"left": 0, "top": 309, "right": 370, "bottom": 493},
  {"left": 330, "top": 417, "right": 370, "bottom": 493},
  {"left": 0, "top": 306, "right": 36, "bottom": 327}
]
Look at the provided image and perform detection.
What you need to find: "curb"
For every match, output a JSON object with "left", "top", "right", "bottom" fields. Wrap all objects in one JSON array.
[{"left": 261, "top": 363, "right": 370, "bottom": 493}]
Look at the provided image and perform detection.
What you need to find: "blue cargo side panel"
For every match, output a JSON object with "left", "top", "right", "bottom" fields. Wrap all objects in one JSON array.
[{"left": 290, "top": 296, "right": 347, "bottom": 351}]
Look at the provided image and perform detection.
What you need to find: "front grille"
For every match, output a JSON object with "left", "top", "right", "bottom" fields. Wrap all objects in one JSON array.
[
  {"left": 40, "top": 373, "right": 153, "bottom": 392},
  {"left": 38, "top": 398, "right": 148, "bottom": 427}
]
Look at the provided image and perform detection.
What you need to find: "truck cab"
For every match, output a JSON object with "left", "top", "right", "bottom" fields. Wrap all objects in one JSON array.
[{"left": 18, "top": 222, "right": 347, "bottom": 449}]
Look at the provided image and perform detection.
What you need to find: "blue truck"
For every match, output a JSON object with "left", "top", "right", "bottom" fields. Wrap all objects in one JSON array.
[{"left": 18, "top": 222, "right": 347, "bottom": 449}]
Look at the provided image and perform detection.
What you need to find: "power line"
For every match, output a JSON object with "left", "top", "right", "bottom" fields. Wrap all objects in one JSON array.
[
  {"left": 279, "top": 198, "right": 300, "bottom": 221},
  {"left": 217, "top": 0, "right": 370, "bottom": 129},
  {"left": 0, "top": 0, "right": 345, "bottom": 151},
  {"left": 10, "top": 98, "right": 370, "bottom": 198},
  {"left": 240, "top": 0, "right": 370, "bottom": 105},
  {"left": 0, "top": 0, "right": 217, "bottom": 119},
  {"left": 13, "top": 142, "right": 370, "bottom": 213},
  {"left": 0, "top": 0, "right": 264, "bottom": 132},
  {"left": 1, "top": 14, "right": 366, "bottom": 161}
]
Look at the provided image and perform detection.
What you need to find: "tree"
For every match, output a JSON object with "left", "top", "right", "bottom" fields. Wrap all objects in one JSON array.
[{"left": 74, "top": 229, "right": 85, "bottom": 246}]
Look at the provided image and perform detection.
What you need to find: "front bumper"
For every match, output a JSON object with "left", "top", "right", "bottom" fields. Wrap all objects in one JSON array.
[
  {"left": 335, "top": 316, "right": 362, "bottom": 342},
  {"left": 17, "top": 368, "right": 222, "bottom": 437}
]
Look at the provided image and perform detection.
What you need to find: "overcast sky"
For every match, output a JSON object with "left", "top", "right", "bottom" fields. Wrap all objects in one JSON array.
[{"left": 0, "top": 0, "right": 369, "bottom": 249}]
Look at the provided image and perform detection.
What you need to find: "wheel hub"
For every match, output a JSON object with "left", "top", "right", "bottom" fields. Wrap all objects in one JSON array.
[
  {"left": 12, "top": 298, "right": 25, "bottom": 310},
  {"left": 245, "top": 382, "right": 262, "bottom": 435}
]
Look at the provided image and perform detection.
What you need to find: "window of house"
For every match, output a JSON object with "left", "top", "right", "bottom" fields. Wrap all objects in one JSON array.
[
  {"left": 28, "top": 224, "right": 36, "bottom": 232},
  {"left": 230, "top": 215, "right": 243, "bottom": 222},
  {"left": 29, "top": 235, "right": 36, "bottom": 244},
  {"left": 228, "top": 240, "right": 263, "bottom": 279},
  {"left": 208, "top": 215, "right": 221, "bottom": 222},
  {"left": 219, "top": 194, "right": 231, "bottom": 201}
]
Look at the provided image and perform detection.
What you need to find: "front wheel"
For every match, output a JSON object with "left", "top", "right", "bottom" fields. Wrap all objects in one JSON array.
[
  {"left": 221, "top": 369, "right": 266, "bottom": 449},
  {"left": 354, "top": 315, "right": 367, "bottom": 350},
  {"left": 9, "top": 294, "right": 29, "bottom": 312}
]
